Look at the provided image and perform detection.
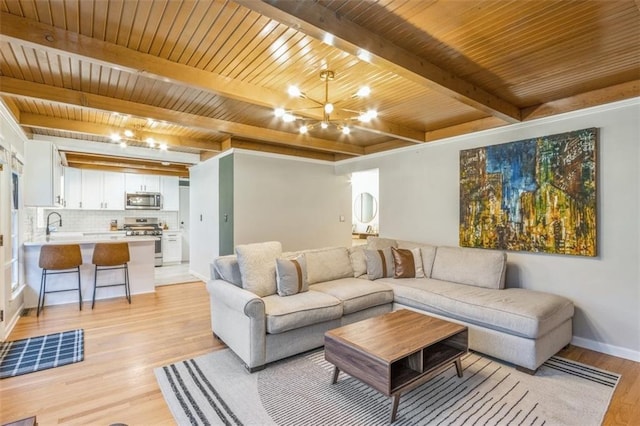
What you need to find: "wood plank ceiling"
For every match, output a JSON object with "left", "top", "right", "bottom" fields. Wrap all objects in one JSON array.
[{"left": 0, "top": 0, "right": 638, "bottom": 174}]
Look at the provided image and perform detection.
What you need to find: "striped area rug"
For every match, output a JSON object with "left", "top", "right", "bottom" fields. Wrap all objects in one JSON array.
[
  {"left": 155, "top": 349, "right": 619, "bottom": 426},
  {"left": 0, "top": 329, "right": 84, "bottom": 379}
]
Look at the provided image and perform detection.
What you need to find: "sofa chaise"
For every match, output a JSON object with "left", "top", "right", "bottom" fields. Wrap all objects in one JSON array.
[{"left": 206, "top": 238, "right": 574, "bottom": 374}]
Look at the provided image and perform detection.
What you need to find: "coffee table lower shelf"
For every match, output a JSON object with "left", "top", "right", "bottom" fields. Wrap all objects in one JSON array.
[{"left": 324, "top": 310, "right": 468, "bottom": 423}]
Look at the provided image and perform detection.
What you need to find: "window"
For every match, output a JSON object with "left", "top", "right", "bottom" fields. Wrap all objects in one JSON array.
[{"left": 10, "top": 170, "right": 20, "bottom": 292}]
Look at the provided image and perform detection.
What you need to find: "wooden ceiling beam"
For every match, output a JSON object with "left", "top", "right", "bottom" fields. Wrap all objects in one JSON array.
[
  {"left": 425, "top": 117, "right": 508, "bottom": 142},
  {"left": 63, "top": 152, "right": 190, "bottom": 171},
  {"left": 0, "top": 12, "right": 423, "bottom": 144},
  {"left": 230, "top": 139, "right": 337, "bottom": 162},
  {"left": 0, "top": 76, "right": 364, "bottom": 156},
  {"left": 364, "top": 140, "right": 416, "bottom": 155},
  {"left": 521, "top": 80, "right": 640, "bottom": 121},
  {"left": 20, "top": 113, "right": 220, "bottom": 152},
  {"left": 67, "top": 162, "right": 187, "bottom": 177},
  {"left": 237, "top": 0, "right": 522, "bottom": 123}
]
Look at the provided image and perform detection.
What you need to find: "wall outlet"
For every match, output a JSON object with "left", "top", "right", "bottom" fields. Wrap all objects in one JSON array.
[{"left": 339, "top": 215, "right": 345, "bottom": 222}]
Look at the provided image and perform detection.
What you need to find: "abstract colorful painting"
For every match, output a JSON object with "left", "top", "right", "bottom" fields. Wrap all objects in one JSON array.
[{"left": 459, "top": 128, "right": 597, "bottom": 256}]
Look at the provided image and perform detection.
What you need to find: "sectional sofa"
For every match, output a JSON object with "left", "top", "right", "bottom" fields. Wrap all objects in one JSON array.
[{"left": 206, "top": 238, "right": 574, "bottom": 374}]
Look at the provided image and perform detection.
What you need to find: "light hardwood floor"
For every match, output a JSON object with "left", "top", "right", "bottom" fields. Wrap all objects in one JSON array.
[{"left": 1, "top": 282, "right": 638, "bottom": 425}]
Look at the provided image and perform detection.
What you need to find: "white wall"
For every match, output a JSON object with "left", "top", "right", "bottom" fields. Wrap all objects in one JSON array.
[
  {"left": 336, "top": 99, "right": 640, "bottom": 361},
  {"left": 233, "top": 151, "right": 352, "bottom": 251},
  {"left": 188, "top": 157, "right": 219, "bottom": 281}
]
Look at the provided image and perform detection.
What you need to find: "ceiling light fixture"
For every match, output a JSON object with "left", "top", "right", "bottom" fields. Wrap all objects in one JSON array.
[
  {"left": 274, "top": 70, "right": 377, "bottom": 135},
  {"left": 109, "top": 121, "right": 170, "bottom": 151}
]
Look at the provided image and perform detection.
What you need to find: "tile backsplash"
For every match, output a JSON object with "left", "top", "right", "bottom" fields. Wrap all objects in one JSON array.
[{"left": 27, "top": 208, "right": 179, "bottom": 239}]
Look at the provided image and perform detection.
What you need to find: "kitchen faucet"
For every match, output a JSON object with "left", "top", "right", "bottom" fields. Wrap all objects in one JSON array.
[{"left": 46, "top": 211, "right": 62, "bottom": 236}]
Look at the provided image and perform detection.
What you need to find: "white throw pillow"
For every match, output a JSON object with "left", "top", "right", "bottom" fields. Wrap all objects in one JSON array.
[
  {"left": 235, "top": 241, "right": 282, "bottom": 297},
  {"left": 365, "top": 247, "right": 394, "bottom": 280}
]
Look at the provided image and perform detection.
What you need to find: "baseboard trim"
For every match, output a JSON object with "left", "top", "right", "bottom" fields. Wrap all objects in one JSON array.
[
  {"left": 189, "top": 270, "right": 208, "bottom": 283},
  {"left": 571, "top": 336, "right": 640, "bottom": 362},
  {"left": 2, "top": 302, "right": 24, "bottom": 340}
]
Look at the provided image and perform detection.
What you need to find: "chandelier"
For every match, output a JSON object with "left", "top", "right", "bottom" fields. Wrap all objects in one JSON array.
[
  {"left": 109, "top": 119, "right": 169, "bottom": 151},
  {"left": 274, "top": 70, "right": 378, "bottom": 135}
]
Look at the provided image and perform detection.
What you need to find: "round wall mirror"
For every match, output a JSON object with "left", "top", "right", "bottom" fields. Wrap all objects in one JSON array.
[{"left": 354, "top": 192, "right": 378, "bottom": 223}]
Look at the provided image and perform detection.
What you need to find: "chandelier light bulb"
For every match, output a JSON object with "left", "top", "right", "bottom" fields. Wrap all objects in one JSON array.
[
  {"left": 356, "top": 86, "right": 371, "bottom": 97},
  {"left": 159, "top": 143, "right": 168, "bottom": 151},
  {"left": 146, "top": 137, "right": 156, "bottom": 147},
  {"left": 283, "top": 113, "right": 296, "bottom": 123},
  {"left": 320, "top": 121, "right": 329, "bottom": 129},
  {"left": 119, "top": 141, "right": 127, "bottom": 148},
  {"left": 274, "top": 107, "right": 285, "bottom": 117},
  {"left": 359, "top": 109, "right": 378, "bottom": 122},
  {"left": 299, "top": 125, "right": 308, "bottom": 134},
  {"left": 287, "top": 86, "right": 302, "bottom": 97},
  {"left": 110, "top": 133, "right": 121, "bottom": 142},
  {"left": 342, "top": 126, "right": 351, "bottom": 135},
  {"left": 124, "top": 129, "right": 134, "bottom": 138},
  {"left": 324, "top": 103, "right": 334, "bottom": 114}
]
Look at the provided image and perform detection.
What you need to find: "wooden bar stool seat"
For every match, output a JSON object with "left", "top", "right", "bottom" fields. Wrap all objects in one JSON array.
[
  {"left": 37, "top": 244, "right": 83, "bottom": 316},
  {"left": 92, "top": 242, "right": 131, "bottom": 309}
]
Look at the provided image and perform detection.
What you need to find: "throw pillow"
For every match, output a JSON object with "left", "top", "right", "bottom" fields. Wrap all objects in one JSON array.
[
  {"left": 391, "top": 247, "right": 425, "bottom": 279},
  {"left": 364, "top": 247, "right": 394, "bottom": 280},
  {"left": 349, "top": 246, "right": 368, "bottom": 278},
  {"left": 235, "top": 241, "right": 282, "bottom": 297},
  {"left": 276, "top": 255, "right": 308, "bottom": 296}
]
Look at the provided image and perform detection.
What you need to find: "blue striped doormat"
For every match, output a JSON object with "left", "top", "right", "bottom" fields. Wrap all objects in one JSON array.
[{"left": 0, "top": 329, "right": 84, "bottom": 379}]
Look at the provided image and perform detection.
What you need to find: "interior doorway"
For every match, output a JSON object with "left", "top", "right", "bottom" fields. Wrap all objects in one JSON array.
[{"left": 351, "top": 169, "right": 379, "bottom": 243}]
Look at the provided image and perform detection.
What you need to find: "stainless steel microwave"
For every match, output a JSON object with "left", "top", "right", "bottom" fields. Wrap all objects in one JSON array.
[{"left": 125, "top": 192, "right": 162, "bottom": 210}]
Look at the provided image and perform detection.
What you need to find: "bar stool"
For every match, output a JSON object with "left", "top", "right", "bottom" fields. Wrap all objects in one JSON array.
[
  {"left": 37, "top": 244, "right": 83, "bottom": 316},
  {"left": 92, "top": 242, "right": 131, "bottom": 309}
]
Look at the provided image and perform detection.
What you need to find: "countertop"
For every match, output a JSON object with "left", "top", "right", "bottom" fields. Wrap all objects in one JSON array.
[{"left": 24, "top": 232, "right": 160, "bottom": 246}]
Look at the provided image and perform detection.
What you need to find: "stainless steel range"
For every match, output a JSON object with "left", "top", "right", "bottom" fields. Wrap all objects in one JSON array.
[{"left": 123, "top": 217, "right": 163, "bottom": 267}]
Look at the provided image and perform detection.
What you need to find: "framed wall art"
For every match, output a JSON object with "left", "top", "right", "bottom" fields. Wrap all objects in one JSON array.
[{"left": 459, "top": 128, "right": 597, "bottom": 256}]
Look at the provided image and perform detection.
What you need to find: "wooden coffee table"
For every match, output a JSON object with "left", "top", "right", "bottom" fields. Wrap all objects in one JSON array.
[{"left": 324, "top": 309, "right": 468, "bottom": 423}]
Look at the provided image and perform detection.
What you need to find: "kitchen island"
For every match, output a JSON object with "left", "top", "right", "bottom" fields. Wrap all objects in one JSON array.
[{"left": 23, "top": 234, "right": 157, "bottom": 309}]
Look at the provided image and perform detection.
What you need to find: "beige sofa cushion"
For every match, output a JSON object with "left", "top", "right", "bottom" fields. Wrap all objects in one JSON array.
[
  {"left": 311, "top": 278, "right": 393, "bottom": 314},
  {"left": 385, "top": 278, "right": 574, "bottom": 339},
  {"left": 305, "top": 247, "right": 354, "bottom": 284},
  {"left": 212, "top": 255, "right": 242, "bottom": 287},
  {"left": 431, "top": 246, "right": 507, "bottom": 289},
  {"left": 366, "top": 237, "right": 398, "bottom": 250},
  {"left": 235, "top": 241, "right": 282, "bottom": 297},
  {"left": 263, "top": 290, "right": 342, "bottom": 334}
]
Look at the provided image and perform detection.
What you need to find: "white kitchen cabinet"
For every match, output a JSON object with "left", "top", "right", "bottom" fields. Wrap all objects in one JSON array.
[
  {"left": 161, "top": 176, "right": 179, "bottom": 211},
  {"left": 125, "top": 174, "right": 160, "bottom": 193},
  {"left": 103, "top": 172, "right": 125, "bottom": 210},
  {"left": 24, "top": 140, "right": 64, "bottom": 207},
  {"left": 81, "top": 170, "right": 125, "bottom": 210},
  {"left": 162, "top": 231, "right": 182, "bottom": 264},
  {"left": 63, "top": 167, "right": 82, "bottom": 209}
]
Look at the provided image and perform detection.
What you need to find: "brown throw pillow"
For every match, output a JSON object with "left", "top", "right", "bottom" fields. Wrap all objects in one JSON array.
[{"left": 391, "top": 247, "right": 425, "bottom": 279}]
